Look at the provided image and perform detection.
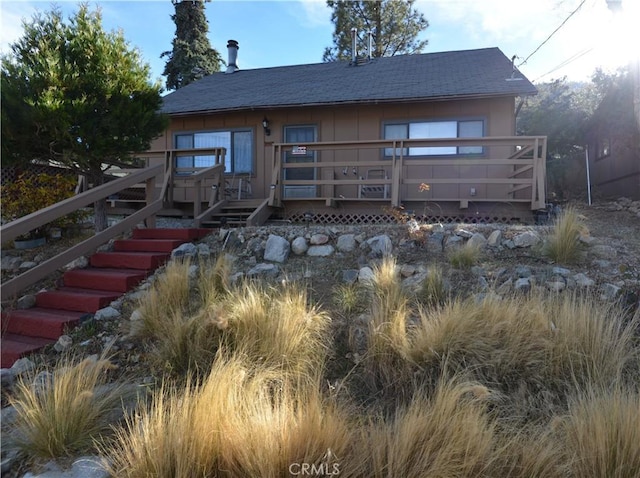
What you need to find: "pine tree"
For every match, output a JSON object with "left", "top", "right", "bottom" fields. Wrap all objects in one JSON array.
[
  {"left": 162, "top": 0, "right": 222, "bottom": 90},
  {"left": 323, "top": 0, "right": 428, "bottom": 62},
  {"left": 1, "top": 5, "right": 168, "bottom": 231}
]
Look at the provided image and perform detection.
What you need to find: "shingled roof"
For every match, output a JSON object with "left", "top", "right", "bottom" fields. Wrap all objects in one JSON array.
[{"left": 161, "top": 47, "right": 537, "bottom": 116}]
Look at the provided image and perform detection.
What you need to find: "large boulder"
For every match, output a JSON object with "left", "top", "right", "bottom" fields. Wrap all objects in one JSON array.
[{"left": 263, "top": 235, "right": 290, "bottom": 263}]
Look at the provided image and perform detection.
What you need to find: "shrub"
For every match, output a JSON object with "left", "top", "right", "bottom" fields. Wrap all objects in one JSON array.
[
  {"left": 562, "top": 388, "right": 640, "bottom": 478},
  {"left": 9, "top": 354, "right": 129, "bottom": 462},
  {"left": 417, "top": 265, "right": 448, "bottom": 307},
  {"left": 332, "top": 282, "right": 367, "bottom": 316},
  {"left": 543, "top": 206, "right": 586, "bottom": 263},
  {"left": 448, "top": 241, "right": 481, "bottom": 269},
  {"left": 1, "top": 172, "right": 86, "bottom": 239},
  {"left": 359, "top": 378, "right": 494, "bottom": 477},
  {"left": 106, "top": 355, "right": 358, "bottom": 477}
]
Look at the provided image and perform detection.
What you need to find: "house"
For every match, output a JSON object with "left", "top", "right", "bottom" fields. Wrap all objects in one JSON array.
[
  {"left": 586, "top": 66, "right": 640, "bottom": 200},
  {"left": 141, "top": 41, "right": 546, "bottom": 226}
]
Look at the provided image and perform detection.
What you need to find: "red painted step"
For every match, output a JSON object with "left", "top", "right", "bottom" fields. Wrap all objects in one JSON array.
[
  {"left": 36, "top": 288, "right": 120, "bottom": 313},
  {"left": 2, "top": 308, "right": 87, "bottom": 340},
  {"left": 1, "top": 228, "right": 209, "bottom": 368},
  {"left": 132, "top": 228, "right": 210, "bottom": 241},
  {"left": 90, "top": 251, "right": 168, "bottom": 270},
  {"left": 113, "top": 238, "right": 185, "bottom": 253},
  {"left": 63, "top": 268, "right": 148, "bottom": 293},
  {"left": 1, "top": 334, "right": 56, "bottom": 368}
]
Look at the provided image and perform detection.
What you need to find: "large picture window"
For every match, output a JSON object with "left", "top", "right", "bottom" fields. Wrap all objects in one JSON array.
[
  {"left": 384, "top": 119, "right": 484, "bottom": 156},
  {"left": 175, "top": 130, "right": 253, "bottom": 174}
]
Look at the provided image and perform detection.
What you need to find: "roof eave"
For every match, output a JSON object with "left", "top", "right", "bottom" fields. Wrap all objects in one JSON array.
[{"left": 163, "top": 91, "right": 537, "bottom": 118}]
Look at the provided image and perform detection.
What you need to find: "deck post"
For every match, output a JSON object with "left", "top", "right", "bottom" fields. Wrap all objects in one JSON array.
[
  {"left": 145, "top": 176, "right": 157, "bottom": 228},
  {"left": 391, "top": 140, "right": 402, "bottom": 207}
]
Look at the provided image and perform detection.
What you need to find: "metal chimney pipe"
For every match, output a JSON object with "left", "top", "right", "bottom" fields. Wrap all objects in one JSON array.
[
  {"left": 351, "top": 27, "right": 357, "bottom": 64},
  {"left": 225, "top": 39, "right": 239, "bottom": 74}
]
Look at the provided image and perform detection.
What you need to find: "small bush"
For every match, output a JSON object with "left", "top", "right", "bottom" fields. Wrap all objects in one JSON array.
[
  {"left": 9, "top": 354, "right": 128, "bottom": 462},
  {"left": 332, "top": 282, "right": 367, "bottom": 316},
  {"left": 562, "top": 388, "right": 640, "bottom": 478},
  {"left": 360, "top": 378, "right": 494, "bottom": 477},
  {"left": 106, "top": 355, "right": 358, "bottom": 477},
  {"left": 418, "top": 265, "right": 448, "bottom": 307},
  {"left": 543, "top": 206, "right": 586, "bottom": 263},
  {"left": 448, "top": 241, "right": 481, "bottom": 269}
]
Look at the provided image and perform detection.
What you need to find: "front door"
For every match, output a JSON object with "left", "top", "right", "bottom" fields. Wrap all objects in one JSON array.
[{"left": 283, "top": 125, "right": 317, "bottom": 198}]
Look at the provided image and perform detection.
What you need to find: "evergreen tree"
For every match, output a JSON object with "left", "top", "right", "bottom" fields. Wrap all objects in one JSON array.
[
  {"left": 162, "top": 0, "right": 221, "bottom": 90},
  {"left": 1, "top": 4, "right": 168, "bottom": 231},
  {"left": 323, "top": 0, "right": 428, "bottom": 62}
]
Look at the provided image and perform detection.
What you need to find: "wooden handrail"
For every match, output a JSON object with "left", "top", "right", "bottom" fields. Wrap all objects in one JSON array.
[
  {"left": 1, "top": 164, "right": 164, "bottom": 244},
  {"left": 1, "top": 166, "right": 169, "bottom": 301}
]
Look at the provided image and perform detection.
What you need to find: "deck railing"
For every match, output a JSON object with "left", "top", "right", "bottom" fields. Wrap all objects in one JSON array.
[{"left": 268, "top": 136, "right": 547, "bottom": 210}]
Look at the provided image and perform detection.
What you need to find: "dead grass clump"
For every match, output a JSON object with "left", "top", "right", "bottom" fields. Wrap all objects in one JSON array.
[
  {"left": 359, "top": 378, "right": 495, "bottom": 477},
  {"left": 106, "top": 355, "right": 358, "bottom": 477},
  {"left": 543, "top": 206, "right": 587, "bottom": 264},
  {"left": 448, "top": 241, "right": 481, "bottom": 269},
  {"left": 417, "top": 265, "right": 448, "bottom": 307},
  {"left": 561, "top": 388, "right": 640, "bottom": 478},
  {"left": 9, "top": 354, "right": 128, "bottom": 462},
  {"left": 544, "top": 292, "right": 639, "bottom": 392},
  {"left": 332, "top": 282, "right": 367, "bottom": 316},
  {"left": 137, "top": 259, "right": 192, "bottom": 336},
  {"left": 224, "top": 282, "right": 331, "bottom": 378},
  {"left": 197, "top": 253, "right": 233, "bottom": 306}
]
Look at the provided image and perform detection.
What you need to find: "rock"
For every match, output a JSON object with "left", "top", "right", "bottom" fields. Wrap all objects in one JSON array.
[
  {"left": 336, "top": 234, "right": 357, "bottom": 253},
  {"left": 19, "top": 261, "right": 37, "bottom": 269},
  {"left": 497, "top": 278, "right": 513, "bottom": 295},
  {"left": 514, "top": 265, "right": 532, "bottom": 278},
  {"left": 546, "top": 280, "right": 566, "bottom": 293},
  {"left": 94, "top": 306, "right": 120, "bottom": 321},
  {"left": 171, "top": 242, "right": 197, "bottom": 258},
  {"left": 358, "top": 266, "right": 375, "bottom": 283},
  {"left": 291, "top": 237, "right": 309, "bottom": 255},
  {"left": 579, "top": 233, "right": 595, "bottom": 245},
  {"left": 0, "top": 256, "right": 22, "bottom": 271},
  {"left": 515, "top": 277, "right": 531, "bottom": 293},
  {"left": 1, "top": 368, "right": 15, "bottom": 388},
  {"left": 573, "top": 273, "right": 595, "bottom": 288},
  {"left": 552, "top": 267, "right": 571, "bottom": 277},
  {"left": 129, "top": 309, "right": 143, "bottom": 321},
  {"left": 503, "top": 239, "right": 516, "bottom": 249},
  {"left": 342, "top": 269, "right": 359, "bottom": 284},
  {"left": 402, "top": 272, "right": 429, "bottom": 293},
  {"left": 367, "top": 235, "right": 393, "bottom": 257},
  {"left": 467, "top": 233, "right": 487, "bottom": 249},
  {"left": 63, "top": 256, "right": 89, "bottom": 271},
  {"left": 96, "top": 240, "right": 115, "bottom": 253},
  {"left": 600, "top": 283, "right": 621, "bottom": 300},
  {"left": 11, "top": 357, "right": 35, "bottom": 375},
  {"left": 263, "top": 235, "right": 290, "bottom": 263},
  {"left": 188, "top": 264, "right": 199, "bottom": 280},
  {"left": 310, "top": 233, "right": 330, "bottom": 245},
  {"left": 487, "top": 230, "right": 502, "bottom": 246},
  {"left": 470, "top": 266, "right": 486, "bottom": 276},
  {"left": 196, "top": 243, "right": 211, "bottom": 257},
  {"left": 456, "top": 229, "right": 473, "bottom": 238},
  {"left": 307, "top": 245, "right": 335, "bottom": 257},
  {"left": 32, "top": 371, "right": 54, "bottom": 396},
  {"left": 400, "top": 264, "right": 416, "bottom": 278},
  {"left": 22, "top": 456, "right": 109, "bottom": 478},
  {"left": 17, "top": 294, "right": 37, "bottom": 309},
  {"left": 247, "top": 263, "right": 279, "bottom": 278},
  {"left": 591, "top": 244, "right": 617, "bottom": 260},
  {"left": 513, "top": 231, "right": 540, "bottom": 248},
  {"left": 1, "top": 447, "right": 19, "bottom": 475},
  {"left": 54, "top": 335, "right": 73, "bottom": 352}
]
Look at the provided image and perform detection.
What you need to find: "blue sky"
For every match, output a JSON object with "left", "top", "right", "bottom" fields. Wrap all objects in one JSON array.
[{"left": 1, "top": 0, "right": 637, "bottom": 87}]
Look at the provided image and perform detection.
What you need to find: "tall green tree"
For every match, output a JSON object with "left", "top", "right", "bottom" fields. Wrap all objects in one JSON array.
[
  {"left": 1, "top": 4, "right": 168, "bottom": 231},
  {"left": 161, "top": 0, "right": 221, "bottom": 91},
  {"left": 323, "top": 0, "right": 428, "bottom": 62}
]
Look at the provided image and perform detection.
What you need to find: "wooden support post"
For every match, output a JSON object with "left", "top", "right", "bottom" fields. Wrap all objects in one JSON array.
[{"left": 145, "top": 176, "right": 157, "bottom": 228}]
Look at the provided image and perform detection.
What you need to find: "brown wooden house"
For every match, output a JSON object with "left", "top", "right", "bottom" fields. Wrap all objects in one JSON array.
[{"left": 136, "top": 43, "right": 546, "bottom": 226}]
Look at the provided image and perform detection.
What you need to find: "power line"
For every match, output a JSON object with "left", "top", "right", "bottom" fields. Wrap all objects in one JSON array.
[
  {"left": 518, "top": 0, "right": 588, "bottom": 67},
  {"left": 534, "top": 47, "right": 594, "bottom": 82}
]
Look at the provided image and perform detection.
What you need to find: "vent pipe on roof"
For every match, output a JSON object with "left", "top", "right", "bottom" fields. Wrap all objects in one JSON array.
[
  {"left": 226, "top": 40, "right": 239, "bottom": 74},
  {"left": 351, "top": 27, "right": 357, "bottom": 65}
]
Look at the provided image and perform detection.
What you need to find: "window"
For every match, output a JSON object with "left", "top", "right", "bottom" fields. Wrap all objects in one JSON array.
[
  {"left": 175, "top": 130, "right": 253, "bottom": 174},
  {"left": 383, "top": 119, "right": 484, "bottom": 156}
]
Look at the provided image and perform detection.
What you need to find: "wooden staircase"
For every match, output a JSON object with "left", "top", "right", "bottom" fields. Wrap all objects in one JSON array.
[
  {"left": 200, "top": 199, "right": 271, "bottom": 228},
  {"left": 0, "top": 228, "right": 210, "bottom": 368}
]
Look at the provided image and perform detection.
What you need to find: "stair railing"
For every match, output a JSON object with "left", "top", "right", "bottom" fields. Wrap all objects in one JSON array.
[{"left": 1, "top": 164, "right": 169, "bottom": 302}]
